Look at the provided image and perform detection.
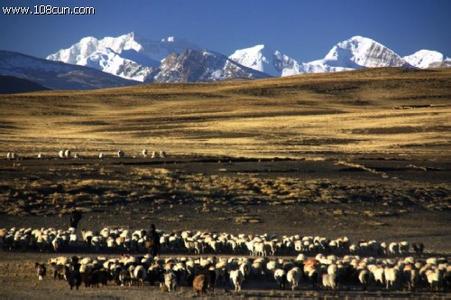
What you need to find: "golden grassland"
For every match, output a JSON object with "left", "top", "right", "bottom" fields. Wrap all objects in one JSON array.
[{"left": 0, "top": 67, "right": 450, "bottom": 158}]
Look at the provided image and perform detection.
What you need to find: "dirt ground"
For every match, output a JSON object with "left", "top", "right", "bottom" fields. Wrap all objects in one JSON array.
[{"left": 0, "top": 156, "right": 450, "bottom": 298}]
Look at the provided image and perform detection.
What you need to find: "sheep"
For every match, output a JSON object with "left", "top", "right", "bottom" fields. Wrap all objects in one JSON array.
[
  {"left": 64, "top": 265, "right": 81, "bottom": 290},
  {"left": 98, "top": 152, "right": 104, "bottom": 159},
  {"left": 151, "top": 151, "right": 157, "bottom": 159},
  {"left": 118, "top": 267, "right": 131, "bottom": 286},
  {"left": 37, "top": 153, "right": 43, "bottom": 159},
  {"left": 35, "top": 263, "right": 47, "bottom": 281},
  {"left": 399, "top": 241, "right": 409, "bottom": 254},
  {"left": 358, "top": 268, "right": 370, "bottom": 290},
  {"left": 412, "top": 243, "right": 424, "bottom": 255},
  {"left": 6, "top": 152, "right": 16, "bottom": 160},
  {"left": 159, "top": 151, "right": 166, "bottom": 158},
  {"left": 117, "top": 150, "right": 124, "bottom": 158},
  {"left": 388, "top": 242, "right": 399, "bottom": 255},
  {"left": 193, "top": 274, "right": 207, "bottom": 295},
  {"left": 163, "top": 271, "right": 177, "bottom": 292},
  {"left": 58, "top": 150, "right": 65, "bottom": 159},
  {"left": 286, "top": 267, "right": 302, "bottom": 290},
  {"left": 274, "top": 268, "right": 287, "bottom": 289},
  {"left": 321, "top": 264, "right": 337, "bottom": 290},
  {"left": 229, "top": 269, "right": 244, "bottom": 292},
  {"left": 142, "top": 149, "right": 148, "bottom": 157},
  {"left": 425, "top": 267, "right": 443, "bottom": 291},
  {"left": 132, "top": 265, "right": 147, "bottom": 286},
  {"left": 403, "top": 264, "right": 418, "bottom": 291},
  {"left": 303, "top": 258, "right": 319, "bottom": 288},
  {"left": 384, "top": 265, "right": 399, "bottom": 289},
  {"left": 64, "top": 149, "right": 71, "bottom": 158}
]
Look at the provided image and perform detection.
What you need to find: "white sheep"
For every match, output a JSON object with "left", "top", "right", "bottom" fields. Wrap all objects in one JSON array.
[
  {"left": 384, "top": 265, "right": 399, "bottom": 289},
  {"left": 287, "top": 267, "right": 302, "bottom": 290},
  {"left": 163, "top": 271, "right": 177, "bottom": 292},
  {"left": 142, "top": 149, "right": 148, "bottom": 157},
  {"left": 117, "top": 150, "right": 124, "bottom": 158},
  {"left": 321, "top": 264, "right": 337, "bottom": 289},
  {"left": 133, "top": 265, "right": 147, "bottom": 286},
  {"left": 229, "top": 269, "right": 244, "bottom": 292},
  {"left": 6, "top": 152, "right": 17, "bottom": 160}
]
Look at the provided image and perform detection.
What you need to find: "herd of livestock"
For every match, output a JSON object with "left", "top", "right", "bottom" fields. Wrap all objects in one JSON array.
[
  {"left": 1, "top": 227, "right": 424, "bottom": 257},
  {"left": 38, "top": 253, "right": 449, "bottom": 293},
  {"left": 1, "top": 227, "right": 450, "bottom": 293},
  {"left": 5, "top": 149, "right": 166, "bottom": 160}
]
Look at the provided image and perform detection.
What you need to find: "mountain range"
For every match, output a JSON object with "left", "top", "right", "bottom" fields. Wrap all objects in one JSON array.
[{"left": 0, "top": 33, "right": 449, "bottom": 91}]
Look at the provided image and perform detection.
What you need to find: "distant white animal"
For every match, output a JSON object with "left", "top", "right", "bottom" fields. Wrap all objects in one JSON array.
[
  {"left": 142, "top": 149, "right": 148, "bottom": 157},
  {"left": 117, "top": 150, "right": 124, "bottom": 158},
  {"left": 6, "top": 152, "right": 16, "bottom": 160}
]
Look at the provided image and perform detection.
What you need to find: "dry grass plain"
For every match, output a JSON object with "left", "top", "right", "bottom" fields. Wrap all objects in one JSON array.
[
  {"left": 0, "top": 67, "right": 450, "bottom": 158},
  {"left": 0, "top": 68, "right": 450, "bottom": 299}
]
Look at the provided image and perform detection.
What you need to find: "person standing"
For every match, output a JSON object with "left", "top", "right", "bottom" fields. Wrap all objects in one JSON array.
[
  {"left": 148, "top": 224, "right": 161, "bottom": 256},
  {"left": 69, "top": 210, "right": 82, "bottom": 229}
]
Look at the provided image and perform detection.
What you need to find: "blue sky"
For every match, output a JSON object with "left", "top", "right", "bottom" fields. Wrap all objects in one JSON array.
[{"left": 0, "top": 0, "right": 450, "bottom": 61}]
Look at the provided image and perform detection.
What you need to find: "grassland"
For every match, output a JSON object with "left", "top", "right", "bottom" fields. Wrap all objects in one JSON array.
[{"left": 0, "top": 67, "right": 450, "bottom": 158}]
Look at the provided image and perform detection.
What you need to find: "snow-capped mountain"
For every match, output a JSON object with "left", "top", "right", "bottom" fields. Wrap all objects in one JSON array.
[
  {"left": 154, "top": 49, "right": 269, "bottom": 83},
  {"left": 136, "top": 36, "right": 200, "bottom": 62},
  {"left": 83, "top": 48, "right": 156, "bottom": 82},
  {"left": 403, "top": 50, "right": 451, "bottom": 69},
  {"left": 0, "top": 50, "right": 136, "bottom": 90},
  {"left": 298, "top": 36, "right": 408, "bottom": 74},
  {"left": 45, "top": 33, "right": 449, "bottom": 84},
  {"left": 229, "top": 44, "right": 299, "bottom": 77},
  {"left": 47, "top": 33, "right": 200, "bottom": 82}
]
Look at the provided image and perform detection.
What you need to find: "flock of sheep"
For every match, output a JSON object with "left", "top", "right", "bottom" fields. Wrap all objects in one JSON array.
[
  {"left": 39, "top": 251, "right": 449, "bottom": 293},
  {"left": 1, "top": 227, "right": 449, "bottom": 293},
  {"left": 1, "top": 227, "right": 425, "bottom": 257},
  {"left": 5, "top": 149, "right": 166, "bottom": 160}
]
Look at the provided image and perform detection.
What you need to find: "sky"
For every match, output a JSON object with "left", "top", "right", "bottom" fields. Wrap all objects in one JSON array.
[{"left": 0, "top": 0, "right": 450, "bottom": 61}]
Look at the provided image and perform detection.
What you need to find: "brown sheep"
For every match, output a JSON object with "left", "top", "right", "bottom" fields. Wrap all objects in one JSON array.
[{"left": 193, "top": 274, "right": 207, "bottom": 295}]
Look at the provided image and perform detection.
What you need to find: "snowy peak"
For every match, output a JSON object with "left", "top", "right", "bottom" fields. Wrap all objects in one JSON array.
[
  {"left": 47, "top": 32, "right": 143, "bottom": 65},
  {"left": 154, "top": 49, "right": 270, "bottom": 83},
  {"left": 229, "top": 44, "right": 299, "bottom": 77},
  {"left": 47, "top": 33, "right": 161, "bottom": 81},
  {"left": 403, "top": 50, "right": 449, "bottom": 69},
  {"left": 297, "top": 36, "right": 409, "bottom": 74},
  {"left": 324, "top": 35, "right": 406, "bottom": 68}
]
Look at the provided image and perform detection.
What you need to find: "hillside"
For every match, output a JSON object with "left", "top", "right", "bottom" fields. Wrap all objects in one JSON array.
[
  {"left": 0, "top": 75, "right": 49, "bottom": 94},
  {"left": 0, "top": 67, "right": 450, "bottom": 159}
]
